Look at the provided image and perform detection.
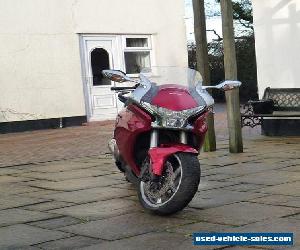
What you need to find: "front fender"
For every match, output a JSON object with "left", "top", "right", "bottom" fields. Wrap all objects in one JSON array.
[{"left": 148, "top": 144, "right": 198, "bottom": 176}]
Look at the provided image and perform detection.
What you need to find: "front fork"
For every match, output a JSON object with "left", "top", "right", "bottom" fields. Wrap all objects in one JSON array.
[
  {"left": 150, "top": 129, "right": 159, "bottom": 148},
  {"left": 147, "top": 129, "right": 197, "bottom": 176},
  {"left": 149, "top": 129, "right": 188, "bottom": 148}
]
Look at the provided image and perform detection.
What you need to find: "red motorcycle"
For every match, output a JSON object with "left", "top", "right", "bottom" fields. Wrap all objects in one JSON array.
[{"left": 103, "top": 67, "right": 240, "bottom": 215}]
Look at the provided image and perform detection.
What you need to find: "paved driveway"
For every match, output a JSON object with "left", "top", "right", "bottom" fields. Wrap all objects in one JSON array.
[{"left": 0, "top": 113, "right": 299, "bottom": 249}]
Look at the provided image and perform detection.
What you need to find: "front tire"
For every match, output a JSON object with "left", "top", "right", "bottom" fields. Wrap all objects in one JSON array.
[{"left": 138, "top": 153, "right": 200, "bottom": 215}]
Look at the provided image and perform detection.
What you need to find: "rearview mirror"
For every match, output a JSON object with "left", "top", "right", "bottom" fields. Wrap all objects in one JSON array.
[
  {"left": 102, "top": 70, "right": 129, "bottom": 83},
  {"left": 102, "top": 70, "right": 141, "bottom": 84},
  {"left": 202, "top": 80, "right": 241, "bottom": 91}
]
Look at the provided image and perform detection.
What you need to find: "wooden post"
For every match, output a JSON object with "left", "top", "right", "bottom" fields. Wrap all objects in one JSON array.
[
  {"left": 193, "top": 0, "right": 216, "bottom": 152},
  {"left": 220, "top": 0, "right": 243, "bottom": 153}
]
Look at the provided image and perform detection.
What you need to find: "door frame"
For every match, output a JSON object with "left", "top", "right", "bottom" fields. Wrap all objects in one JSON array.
[
  {"left": 79, "top": 34, "right": 121, "bottom": 121},
  {"left": 79, "top": 34, "right": 154, "bottom": 121}
]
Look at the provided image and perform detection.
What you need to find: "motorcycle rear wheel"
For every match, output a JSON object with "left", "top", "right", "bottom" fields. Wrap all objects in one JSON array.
[{"left": 138, "top": 153, "right": 200, "bottom": 215}]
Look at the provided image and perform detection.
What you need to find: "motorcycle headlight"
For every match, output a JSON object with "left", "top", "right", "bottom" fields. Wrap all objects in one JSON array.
[{"left": 141, "top": 102, "right": 206, "bottom": 128}]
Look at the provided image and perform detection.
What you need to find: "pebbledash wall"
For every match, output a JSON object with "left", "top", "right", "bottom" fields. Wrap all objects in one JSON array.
[
  {"left": 252, "top": 0, "right": 300, "bottom": 98},
  {"left": 0, "top": 0, "right": 187, "bottom": 130}
]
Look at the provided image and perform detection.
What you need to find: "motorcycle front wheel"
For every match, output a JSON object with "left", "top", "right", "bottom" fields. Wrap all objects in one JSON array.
[{"left": 138, "top": 153, "right": 200, "bottom": 215}]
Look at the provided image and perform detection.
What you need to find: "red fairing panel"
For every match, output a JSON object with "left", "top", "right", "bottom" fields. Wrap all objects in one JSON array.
[
  {"left": 148, "top": 144, "right": 198, "bottom": 176},
  {"left": 192, "top": 111, "right": 209, "bottom": 150},
  {"left": 114, "top": 104, "right": 152, "bottom": 175},
  {"left": 151, "top": 85, "right": 198, "bottom": 111}
]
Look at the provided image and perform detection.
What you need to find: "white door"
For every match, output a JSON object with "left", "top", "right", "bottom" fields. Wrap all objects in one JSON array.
[{"left": 81, "top": 35, "right": 121, "bottom": 121}]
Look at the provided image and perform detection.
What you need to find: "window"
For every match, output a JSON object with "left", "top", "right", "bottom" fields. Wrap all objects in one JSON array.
[
  {"left": 126, "top": 38, "right": 148, "bottom": 48},
  {"left": 91, "top": 48, "right": 111, "bottom": 86},
  {"left": 123, "top": 36, "right": 152, "bottom": 75},
  {"left": 124, "top": 51, "right": 151, "bottom": 74}
]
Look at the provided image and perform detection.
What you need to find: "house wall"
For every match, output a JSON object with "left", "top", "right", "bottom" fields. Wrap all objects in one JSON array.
[
  {"left": 252, "top": 0, "right": 300, "bottom": 97},
  {"left": 0, "top": 0, "right": 187, "bottom": 122}
]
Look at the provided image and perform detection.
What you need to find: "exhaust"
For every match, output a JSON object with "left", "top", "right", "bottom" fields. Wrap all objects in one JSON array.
[{"left": 108, "top": 139, "right": 120, "bottom": 161}]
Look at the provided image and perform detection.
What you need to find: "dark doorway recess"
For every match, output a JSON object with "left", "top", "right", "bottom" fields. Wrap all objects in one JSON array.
[{"left": 91, "top": 48, "right": 110, "bottom": 86}]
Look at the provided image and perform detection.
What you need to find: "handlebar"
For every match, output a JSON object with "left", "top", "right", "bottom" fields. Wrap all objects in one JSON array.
[{"left": 111, "top": 86, "right": 137, "bottom": 91}]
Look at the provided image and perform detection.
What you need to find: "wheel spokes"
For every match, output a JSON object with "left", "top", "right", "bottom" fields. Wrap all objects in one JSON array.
[
  {"left": 169, "top": 183, "right": 177, "bottom": 193},
  {"left": 141, "top": 155, "right": 183, "bottom": 206},
  {"left": 172, "top": 167, "right": 181, "bottom": 181}
]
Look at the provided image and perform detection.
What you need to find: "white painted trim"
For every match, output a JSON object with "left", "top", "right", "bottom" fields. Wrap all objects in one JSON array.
[
  {"left": 79, "top": 35, "right": 92, "bottom": 121},
  {"left": 121, "top": 35, "right": 153, "bottom": 77},
  {"left": 79, "top": 34, "right": 118, "bottom": 121},
  {"left": 122, "top": 35, "right": 152, "bottom": 50},
  {"left": 150, "top": 34, "right": 157, "bottom": 67}
]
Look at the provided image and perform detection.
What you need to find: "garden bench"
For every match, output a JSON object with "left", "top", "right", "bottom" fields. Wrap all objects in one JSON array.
[{"left": 240, "top": 87, "right": 300, "bottom": 135}]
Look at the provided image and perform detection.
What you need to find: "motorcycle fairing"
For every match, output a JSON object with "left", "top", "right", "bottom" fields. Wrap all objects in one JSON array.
[
  {"left": 131, "top": 69, "right": 214, "bottom": 109},
  {"left": 151, "top": 85, "right": 198, "bottom": 111},
  {"left": 192, "top": 111, "right": 209, "bottom": 150},
  {"left": 114, "top": 104, "right": 152, "bottom": 175},
  {"left": 114, "top": 104, "right": 209, "bottom": 176},
  {"left": 135, "top": 83, "right": 212, "bottom": 110},
  {"left": 148, "top": 144, "right": 198, "bottom": 176}
]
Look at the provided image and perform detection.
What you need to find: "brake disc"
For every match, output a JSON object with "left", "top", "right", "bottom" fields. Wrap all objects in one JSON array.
[{"left": 143, "top": 162, "right": 174, "bottom": 201}]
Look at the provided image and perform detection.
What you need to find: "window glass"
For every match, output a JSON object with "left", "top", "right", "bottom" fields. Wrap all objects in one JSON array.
[
  {"left": 91, "top": 48, "right": 111, "bottom": 86},
  {"left": 124, "top": 51, "right": 151, "bottom": 74},
  {"left": 126, "top": 38, "right": 148, "bottom": 48}
]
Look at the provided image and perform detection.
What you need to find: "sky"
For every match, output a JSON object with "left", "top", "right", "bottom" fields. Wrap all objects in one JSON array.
[{"left": 185, "top": 0, "right": 223, "bottom": 42}]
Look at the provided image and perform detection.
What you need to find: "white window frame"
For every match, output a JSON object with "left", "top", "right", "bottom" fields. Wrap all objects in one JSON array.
[{"left": 121, "top": 35, "right": 154, "bottom": 77}]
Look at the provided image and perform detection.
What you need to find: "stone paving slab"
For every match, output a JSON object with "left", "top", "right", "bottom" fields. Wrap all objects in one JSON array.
[
  {"left": 195, "top": 202, "right": 299, "bottom": 226},
  {"left": 14, "top": 167, "right": 115, "bottom": 181},
  {"left": 197, "top": 179, "right": 238, "bottom": 191},
  {"left": 222, "top": 183, "right": 267, "bottom": 192},
  {"left": 190, "top": 189, "right": 266, "bottom": 209},
  {"left": 60, "top": 212, "right": 194, "bottom": 241},
  {"left": 78, "top": 232, "right": 193, "bottom": 250},
  {"left": 0, "top": 167, "right": 34, "bottom": 176},
  {"left": 0, "top": 208, "right": 60, "bottom": 227},
  {"left": 49, "top": 199, "right": 140, "bottom": 220},
  {"left": 23, "top": 161, "right": 104, "bottom": 173},
  {"left": 0, "top": 125, "right": 113, "bottom": 168},
  {"left": 35, "top": 235, "right": 102, "bottom": 250},
  {"left": 110, "top": 182, "right": 136, "bottom": 190},
  {"left": 0, "top": 183, "right": 43, "bottom": 196},
  {"left": 21, "top": 200, "right": 75, "bottom": 211},
  {"left": 167, "top": 221, "right": 233, "bottom": 235},
  {"left": 0, "top": 175, "right": 32, "bottom": 184},
  {"left": 43, "top": 186, "right": 136, "bottom": 204},
  {"left": 0, "top": 195, "right": 47, "bottom": 210},
  {"left": 0, "top": 224, "right": 70, "bottom": 249},
  {"left": 249, "top": 194, "right": 300, "bottom": 208},
  {"left": 27, "top": 175, "right": 125, "bottom": 191},
  {"left": 281, "top": 165, "right": 300, "bottom": 172},
  {"left": 227, "top": 171, "right": 300, "bottom": 186},
  {"left": 16, "top": 189, "right": 64, "bottom": 199},
  {"left": 289, "top": 213, "right": 300, "bottom": 220},
  {"left": 9, "top": 247, "right": 41, "bottom": 250},
  {"left": 206, "top": 161, "right": 290, "bottom": 176},
  {"left": 257, "top": 181, "right": 300, "bottom": 196},
  {"left": 77, "top": 231, "right": 246, "bottom": 250},
  {"left": 201, "top": 173, "right": 243, "bottom": 181},
  {"left": 28, "top": 216, "right": 82, "bottom": 230}
]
